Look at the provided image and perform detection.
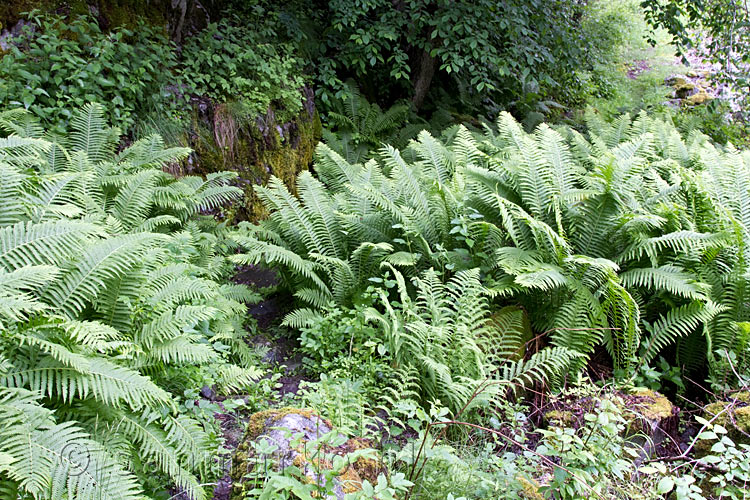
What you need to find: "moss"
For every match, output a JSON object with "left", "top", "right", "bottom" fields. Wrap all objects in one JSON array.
[
  {"left": 231, "top": 407, "right": 331, "bottom": 499},
  {"left": 243, "top": 407, "right": 329, "bottom": 443},
  {"left": 674, "top": 82, "right": 696, "bottom": 98},
  {"left": 1, "top": 0, "right": 167, "bottom": 31},
  {"left": 545, "top": 410, "right": 574, "bottom": 427},
  {"left": 517, "top": 477, "right": 545, "bottom": 500},
  {"left": 736, "top": 391, "right": 750, "bottom": 404},
  {"left": 629, "top": 388, "right": 673, "bottom": 421},
  {"left": 736, "top": 406, "right": 750, "bottom": 429},
  {"left": 696, "top": 396, "right": 750, "bottom": 457},
  {"left": 619, "top": 388, "right": 675, "bottom": 435},
  {"left": 231, "top": 408, "right": 385, "bottom": 499},
  {"left": 341, "top": 437, "right": 383, "bottom": 486},
  {"left": 686, "top": 90, "right": 712, "bottom": 106},
  {"left": 192, "top": 99, "right": 322, "bottom": 222}
]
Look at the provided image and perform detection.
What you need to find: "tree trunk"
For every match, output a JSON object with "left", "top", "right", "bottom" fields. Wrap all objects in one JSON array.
[{"left": 411, "top": 49, "right": 436, "bottom": 110}]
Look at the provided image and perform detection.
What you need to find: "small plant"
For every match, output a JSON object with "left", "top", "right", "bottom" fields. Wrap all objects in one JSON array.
[{"left": 244, "top": 428, "right": 411, "bottom": 499}]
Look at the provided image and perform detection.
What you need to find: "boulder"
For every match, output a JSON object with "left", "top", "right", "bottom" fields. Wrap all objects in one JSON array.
[
  {"left": 674, "top": 82, "right": 697, "bottom": 99},
  {"left": 666, "top": 75, "right": 688, "bottom": 87},
  {"left": 685, "top": 90, "right": 712, "bottom": 106},
  {"left": 696, "top": 391, "right": 750, "bottom": 456},
  {"left": 543, "top": 387, "right": 677, "bottom": 462},
  {"left": 230, "top": 408, "right": 384, "bottom": 500},
  {"left": 186, "top": 89, "right": 322, "bottom": 222}
]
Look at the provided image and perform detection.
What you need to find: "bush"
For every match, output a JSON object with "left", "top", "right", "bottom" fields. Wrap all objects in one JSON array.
[
  {"left": 0, "top": 12, "right": 184, "bottom": 134},
  {"left": 181, "top": 19, "right": 305, "bottom": 122}
]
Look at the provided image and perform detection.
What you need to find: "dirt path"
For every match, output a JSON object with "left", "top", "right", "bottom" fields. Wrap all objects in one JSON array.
[{"left": 209, "top": 265, "right": 309, "bottom": 500}]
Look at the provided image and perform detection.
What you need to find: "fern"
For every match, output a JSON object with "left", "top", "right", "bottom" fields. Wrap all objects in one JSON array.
[
  {"left": 366, "top": 267, "right": 578, "bottom": 413},
  {"left": 0, "top": 106, "right": 261, "bottom": 499}
]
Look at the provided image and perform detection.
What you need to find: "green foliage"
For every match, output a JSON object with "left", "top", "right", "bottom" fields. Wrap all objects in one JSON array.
[
  {"left": 642, "top": 0, "right": 750, "bottom": 116},
  {"left": 238, "top": 107, "right": 750, "bottom": 388},
  {"left": 536, "top": 397, "right": 635, "bottom": 499},
  {"left": 245, "top": 0, "right": 620, "bottom": 113},
  {"left": 297, "top": 375, "right": 378, "bottom": 437},
  {"left": 0, "top": 12, "right": 184, "bottom": 134},
  {"left": 639, "top": 414, "right": 750, "bottom": 500},
  {"left": 298, "top": 302, "right": 385, "bottom": 384},
  {"left": 182, "top": 19, "right": 305, "bottom": 122},
  {"left": 322, "top": 81, "right": 423, "bottom": 163},
  {"left": 0, "top": 104, "right": 261, "bottom": 499},
  {"left": 366, "top": 267, "right": 580, "bottom": 413}
]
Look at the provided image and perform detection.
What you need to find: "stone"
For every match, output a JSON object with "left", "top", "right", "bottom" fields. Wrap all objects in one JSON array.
[
  {"left": 621, "top": 388, "right": 678, "bottom": 464},
  {"left": 674, "top": 82, "right": 696, "bottom": 99},
  {"left": 685, "top": 90, "right": 712, "bottom": 105},
  {"left": 622, "top": 388, "right": 676, "bottom": 434},
  {"left": 696, "top": 391, "right": 750, "bottom": 456},
  {"left": 186, "top": 88, "right": 322, "bottom": 222},
  {"left": 199, "top": 385, "right": 216, "bottom": 401},
  {"left": 666, "top": 75, "right": 688, "bottom": 87},
  {"left": 230, "top": 408, "right": 384, "bottom": 500},
  {"left": 517, "top": 477, "right": 545, "bottom": 499},
  {"left": 544, "top": 410, "right": 574, "bottom": 427}
]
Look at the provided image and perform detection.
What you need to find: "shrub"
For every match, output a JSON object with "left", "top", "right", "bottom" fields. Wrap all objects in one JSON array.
[
  {"left": 181, "top": 19, "right": 305, "bottom": 122},
  {"left": 0, "top": 12, "right": 184, "bottom": 134},
  {"left": 234, "top": 109, "right": 750, "bottom": 389}
]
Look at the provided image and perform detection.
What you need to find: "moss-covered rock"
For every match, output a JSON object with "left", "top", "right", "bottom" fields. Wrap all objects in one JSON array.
[
  {"left": 623, "top": 388, "right": 675, "bottom": 431},
  {"left": 685, "top": 90, "right": 712, "bottom": 106},
  {"left": 517, "top": 477, "right": 545, "bottom": 499},
  {"left": 674, "top": 82, "right": 697, "bottom": 99},
  {"left": 696, "top": 391, "right": 750, "bottom": 456},
  {"left": 666, "top": 75, "right": 688, "bottom": 87},
  {"left": 544, "top": 410, "right": 575, "bottom": 427},
  {"left": 189, "top": 89, "right": 322, "bottom": 222},
  {"left": 543, "top": 388, "right": 677, "bottom": 441},
  {"left": 230, "top": 408, "right": 384, "bottom": 500}
]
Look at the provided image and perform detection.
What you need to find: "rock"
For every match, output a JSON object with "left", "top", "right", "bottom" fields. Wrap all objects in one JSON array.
[
  {"left": 199, "top": 385, "right": 216, "bottom": 401},
  {"left": 622, "top": 388, "right": 677, "bottom": 434},
  {"left": 685, "top": 90, "right": 712, "bottom": 105},
  {"left": 696, "top": 391, "right": 750, "bottom": 456},
  {"left": 0, "top": 19, "right": 32, "bottom": 52},
  {"left": 666, "top": 75, "right": 688, "bottom": 87},
  {"left": 517, "top": 477, "right": 545, "bottom": 499},
  {"left": 543, "top": 388, "right": 678, "bottom": 463},
  {"left": 544, "top": 410, "right": 574, "bottom": 427},
  {"left": 674, "top": 82, "right": 696, "bottom": 99},
  {"left": 186, "top": 88, "right": 322, "bottom": 222},
  {"left": 230, "top": 408, "right": 384, "bottom": 499},
  {"left": 620, "top": 388, "right": 678, "bottom": 464},
  {"left": 686, "top": 70, "right": 698, "bottom": 78}
]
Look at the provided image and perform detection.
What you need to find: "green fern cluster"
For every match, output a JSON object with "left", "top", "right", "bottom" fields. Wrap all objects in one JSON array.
[
  {"left": 0, "top": 104, "right": 261, "bottom": 499},
  {"left": 477, "top": 110, "right": 748, "bottom": 381},
  {"left": 322, "top": 81, "right": 425, "bottom": 163},
  {"left": 237, "top": 107, "right": 750, "bottom": 394},
  {"left": 365, "top": 266, "right": 580, "bottom": 412}
]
